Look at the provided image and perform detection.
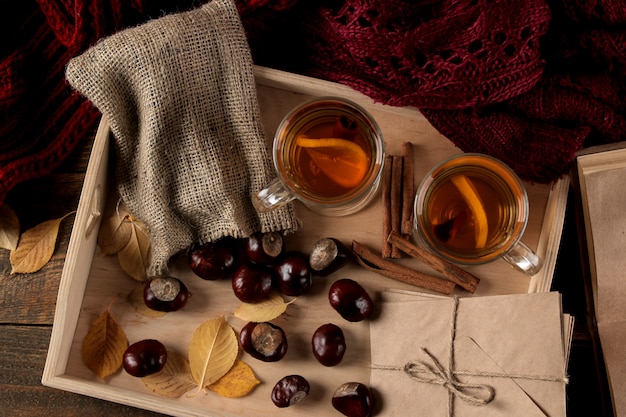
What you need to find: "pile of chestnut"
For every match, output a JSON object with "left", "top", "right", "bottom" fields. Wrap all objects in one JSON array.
[{"left": 132, "top": 231, "right": 376, "bottom": 417}]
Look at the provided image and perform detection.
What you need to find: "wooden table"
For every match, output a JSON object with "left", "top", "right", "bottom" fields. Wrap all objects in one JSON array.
[{"left": 0, "top": 128, "right": 614, "bottom": 416}]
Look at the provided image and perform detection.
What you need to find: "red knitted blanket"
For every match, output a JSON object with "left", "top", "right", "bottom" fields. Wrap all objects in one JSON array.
[
  {"left": 1, "top": 0, "right": 624, "bottom": 205},
  {"left": 241, "top": 0, "right": 626, "bottom": 182}
]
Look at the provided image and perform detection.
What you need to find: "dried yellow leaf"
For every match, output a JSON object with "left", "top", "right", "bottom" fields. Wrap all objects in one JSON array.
[
  {"left": 0, "top": 203, "right": 20, "bottom": 251},
  {"left": 82, "top": 309, "right": 128, "bottom": 379},
  {"left": 142, "top": 350, "right": 196, "bottom": 398},
  {"left": 126, "top": 284, "right": 166, "bottom": 317},
  {"left": 118, "top": 219, "right": 151, "bottom": 281},
  {"left": 9, "top": 212, "right": 74, "bottom": 274},
  {"left": 188, "top": 316, "right": 238, "bottom": 391},
  {"left": 207, "top": 360, "right": 260, "bottom": 398},
  {"left": 234, "top": 292, "right": 295, "bottom": 323}
]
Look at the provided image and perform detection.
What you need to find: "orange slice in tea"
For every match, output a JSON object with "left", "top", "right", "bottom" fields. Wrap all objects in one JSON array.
[
  {"left": 450, "top": 174, "right": 488, "bottom": 249},
  {"left": 296, "top": 137, "right": 369, "bottom": 188}
]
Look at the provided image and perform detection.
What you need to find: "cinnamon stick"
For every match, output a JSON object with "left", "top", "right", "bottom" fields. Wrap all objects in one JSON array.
[
  {"left": 400, "top": 142, "right": 415, "bottom": 237},
  {"left": 387, "top": 231, "right": 480, "bottom": 293},
  {"left": 352, "top": 240, "right": 456, "bottom": 295},
  {"left": 390, "top": 155, "right": 403, "bottom": 258},
  {"left": 381, "top": 155, "right": 393, "bottom": 258}
]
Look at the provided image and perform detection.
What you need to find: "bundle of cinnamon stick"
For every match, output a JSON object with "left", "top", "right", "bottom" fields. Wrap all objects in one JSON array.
[
  {"left": 382, "top": 142, "right": 415, "bottom": 258},
  {"left": 353, "top": 232, "right": 480, "bottom": 295}
]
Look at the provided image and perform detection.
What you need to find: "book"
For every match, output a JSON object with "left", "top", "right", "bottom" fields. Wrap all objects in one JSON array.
[{"left": 575, "top": 142, "right": 626, "bottom": 417}]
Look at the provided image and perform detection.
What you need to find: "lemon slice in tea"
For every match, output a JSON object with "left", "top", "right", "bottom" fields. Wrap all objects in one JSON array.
[
  {"left": 450, "top": 174, "right": 488, "bottom": 249},
  {"left": 296, "top": 137, "right": 369, "bottom": 189}
]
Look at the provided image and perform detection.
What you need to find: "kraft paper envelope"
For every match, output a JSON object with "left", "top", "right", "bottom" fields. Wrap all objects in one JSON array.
[{"left": 370, "top": 291, "right": 568, "bottom": 417}]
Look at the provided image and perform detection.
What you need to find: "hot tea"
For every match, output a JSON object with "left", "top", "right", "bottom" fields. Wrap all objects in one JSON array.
[
  {"left": 286, "top": 117, "right": 372, "bottom": 199},
  {"left": 414, "top": 154, "right": 540, "bottom": 273},
  {"left": 422, "top": 167, "right": 521, "bottom": 261},
  {"left": 253, "top": 97, "right": 384, "bottom": 217}
]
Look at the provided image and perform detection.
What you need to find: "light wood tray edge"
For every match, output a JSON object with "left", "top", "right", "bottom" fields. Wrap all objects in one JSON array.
[{"left": 43, "top": 117, "right": 111, "bottom": 384}]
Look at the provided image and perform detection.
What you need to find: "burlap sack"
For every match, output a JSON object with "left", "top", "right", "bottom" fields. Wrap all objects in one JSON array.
[{"left": 66, "top": 0, "right": 301, "bottom": 276}]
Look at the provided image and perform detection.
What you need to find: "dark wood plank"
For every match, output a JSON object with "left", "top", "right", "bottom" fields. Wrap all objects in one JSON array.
[
  {"left": 0, "top": 188, "right": 76, "bottom": 325},
  {"left": 0, "top": 325, "right": 166, "bottom": 417},
  {"left": 5, "top": 173, "right": 85, "bottom": 229},
  {"left": 0, "top": 136, "right": 92, "bottom": 325}
]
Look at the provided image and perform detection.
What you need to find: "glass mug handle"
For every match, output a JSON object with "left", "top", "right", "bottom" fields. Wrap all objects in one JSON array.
[
  {"left": 252, "top": 178, "right": 296, "bottom": 213},
  {"left": 502, "top": 240, "right": 542, "bottom": 276}
]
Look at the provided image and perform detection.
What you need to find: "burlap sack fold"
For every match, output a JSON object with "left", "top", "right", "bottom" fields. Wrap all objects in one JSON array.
[{"left": 66, "top": 0, "right": 300, "bottom": 275}]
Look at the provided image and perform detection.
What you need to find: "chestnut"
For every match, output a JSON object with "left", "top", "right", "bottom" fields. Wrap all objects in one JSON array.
[
  {"left": 123, "top": 339, "right": 167, "bottom": 377},
  {"left": 331, "top": 382, "right": 374, "bottom": 417},
  {"left": 143, "top": 276, "right": 190, "bottom": 312},
  {"left": 245, "top": 231, "right": 284, "bottom": 265},
  {"left": 188, "top": 236, "right": 238, "bottom": 280},
  {"left": 328, "top": 278, "right": 373, "bottom": 322},
  {"left": 309, "top": 237, "right": 350, "bottom": 276},
  {"left": 274, "top": 251, "right": 312, "bottom": 296},
  {"left": 271, "top": 375, "right": 310, "bottom": 408},
  {"left": 312, "top": 323, "right": 346, "bottom": 367},
  {"left": 239, "top": 321, "right": 288, "bottom": 362},
  {"left": 231, "top": 263, "right": 274, "bottom": 303}
]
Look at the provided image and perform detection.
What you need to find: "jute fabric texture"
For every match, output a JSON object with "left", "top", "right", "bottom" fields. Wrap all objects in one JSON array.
[{"left": 65, "top": 0, "right": 300, "bottom": 275}]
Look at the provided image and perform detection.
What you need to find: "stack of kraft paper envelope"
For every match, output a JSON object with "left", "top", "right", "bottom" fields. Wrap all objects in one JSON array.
[{"left": 370, "top": 290, "right": 573, "bottom": 417}]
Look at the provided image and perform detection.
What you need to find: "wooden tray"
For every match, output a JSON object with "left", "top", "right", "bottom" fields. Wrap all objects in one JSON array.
[{"left": 42, "top": 66, "right": 569, "bottom": 416}]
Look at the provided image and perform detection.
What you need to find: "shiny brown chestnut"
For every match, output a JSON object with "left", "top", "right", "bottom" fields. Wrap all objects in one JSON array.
[
  {"left": 123, "top": 339, "right": 167, "bottom": 377},
  {"left": 231, "top": 263, "right": 274, "bottom": 303},
  {"left": 274, "top": 251, "right": 312, "bottom": 296},
  {"left": 246, "top": 231, "right": 284, "bottom": 265},
  {"left": 188, "top": 236, "right": 238, "bottom": 280},
  {"left": 312, "top": 323, "right": 346, "bottom": 367},
  {"left": 309, "top": 237, "right": 350, "bottom": 276},
  {"left": 328, "top": 278, "right": 373, "bottom": 322},
  {"left": 331, "top": 382, "right": 374, "bottom": 417},
  {"left": 239, "top": 321, "right": 288, "bottom": 362},
  {"left": 143, "top": 276, "right": 190, "bottom": 312},
  {"left": 271, "top": 375, "right": 310, "bottom": 408}
]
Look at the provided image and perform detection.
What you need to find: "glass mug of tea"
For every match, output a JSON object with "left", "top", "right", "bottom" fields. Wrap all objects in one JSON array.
[
  {"left": 253, "top": 97, "right": 385, "bottom": 216},
  {"left": 413, "top": 153, "right": 542, "bottom": 275}
]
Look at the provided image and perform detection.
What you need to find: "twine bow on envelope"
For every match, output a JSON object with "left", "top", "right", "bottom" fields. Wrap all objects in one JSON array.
[
  {"left": 372, "top": 297, "right": 495, "bottom": 415},
  {"left": 401, "top": 348, "right": 495, "bottom": 405},
  {"left": 371, "top": 295, "right": 570, "bottom": 417}
]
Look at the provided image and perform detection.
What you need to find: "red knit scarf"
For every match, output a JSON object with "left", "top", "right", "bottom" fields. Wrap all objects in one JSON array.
[{"left": 1, "top": 0, "right": 624, "bottom": 206}]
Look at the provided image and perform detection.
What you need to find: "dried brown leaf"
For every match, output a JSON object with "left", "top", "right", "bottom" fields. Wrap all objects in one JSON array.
[
  {"left": 98, "top": 212, "right": 132, "bottom": 255},
  {"left": 142, "top": 350, "right": 196, "bottom": 398},
  {"left": 98, "top": 198, "right": 133, "bottom": 255},
  {"left": 126, "top": 284, "right": 166, "bottom": 317},
  {"left": 82, "top": 309, "right": 128, "bottom": 379},
  {"left": 207, "top": 359, "right": 260, "bottom": 398},
  {"left": 118, "top": 219, "right": 150, "bottom": 281},
  {"left": 9, "top": 212, "right": 74, "bottom": 274},
  {"left": 0, "top": 204, "right": 20, "bottom": 251},
  {"left": 188, "top": 316, "right": 238, "bottom": 391},
  {"left": 234, "top": 292, "right": 295, "bottom": 323}
]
